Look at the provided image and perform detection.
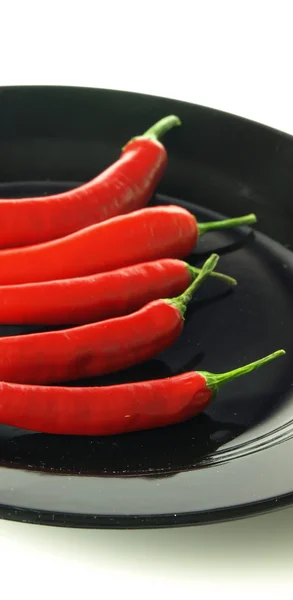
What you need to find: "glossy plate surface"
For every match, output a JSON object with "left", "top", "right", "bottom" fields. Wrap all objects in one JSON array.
[{"left": 0, "top": 86, "right": 292, "bottom": 528}]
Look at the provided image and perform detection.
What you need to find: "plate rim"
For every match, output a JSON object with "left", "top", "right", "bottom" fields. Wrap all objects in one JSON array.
[
  {"left": 1, "top": 490, "right": 293, "bottom": 529},
  {"left": 1, "top": 83, "right": 293, "bottom": 142}
]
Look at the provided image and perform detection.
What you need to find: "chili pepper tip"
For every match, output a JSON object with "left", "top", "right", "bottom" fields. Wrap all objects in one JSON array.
[
  {"left": 141, "top": 115, "right": 181, "bottom": 141},
  {"left": 187, "top": 263, "right": 237, "bottom": 286},
  {"left": 123, "top": 115, "right": 181, "bottom": 150},
  {"left": 197, "top": 213, "right": 257, "bottom": 236},
  {"left": 167, "top": 253, "right": 219, "bottom": 317},
  {"left": 200, "top": 349, "right": 286, "bottom": 396}
]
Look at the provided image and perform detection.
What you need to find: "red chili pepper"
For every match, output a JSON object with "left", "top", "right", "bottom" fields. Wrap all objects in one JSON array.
[
  {"left": 0, "top": 115, "right": 180, "bottom": 249},
  {"left": 0, "top": 206, "right": 256, "bottom": 285},
  {"left": 0, "top": 350, "right": 284, "bottom": 435},
  {"left": 0, "top": 259, "right": 236, "bottom": 325},
  {"left": 0, "top": 254, "right": 220, "bottom": 384}
]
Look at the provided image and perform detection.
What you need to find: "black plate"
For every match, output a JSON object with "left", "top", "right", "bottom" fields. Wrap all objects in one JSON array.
[{"left": 0, "top": 86, "right": 292, "bottom": 529}]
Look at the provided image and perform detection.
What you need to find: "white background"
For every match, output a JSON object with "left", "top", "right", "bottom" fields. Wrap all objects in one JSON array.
[{"left": 0, "top": 0, "right": 293, "bottom": 597}]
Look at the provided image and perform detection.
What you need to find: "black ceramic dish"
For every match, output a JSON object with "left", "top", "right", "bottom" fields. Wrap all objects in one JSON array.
[{"left": 0, "top": 86, "right": 292, "bottom": 529}]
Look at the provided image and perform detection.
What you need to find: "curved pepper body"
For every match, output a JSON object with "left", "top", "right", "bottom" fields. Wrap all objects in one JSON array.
[
  {"left": 0, "top": 372, "right": 211, "bottom": 435},
  {"left": 0, "top": 138, "right": 166, "bottom": 249},
  {"left": 0, "top": 205, "right": 198, "bottom": 285}
]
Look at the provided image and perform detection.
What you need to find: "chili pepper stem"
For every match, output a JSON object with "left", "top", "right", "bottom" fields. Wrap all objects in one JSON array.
[
  {"left": 198, "top": 213, "right": 257, "bottom": 236},
  {"left": 123, "top": 115, "right": 181, "bottom": 149},
  {"left": 167, "top": 253, "right": 219, "bottom": 317},
  {"left": 200, "top": 350, "right": 286, "bottom": 396},
  {"left": 186, "top": 263, "right": 237, "bottom": 287},
  {"left": 141, "top": 115, "right": 181, "bottom": 141}
]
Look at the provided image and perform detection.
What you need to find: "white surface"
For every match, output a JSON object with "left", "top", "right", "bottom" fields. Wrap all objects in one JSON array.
[
  {"left": 0, "top": 0, "right": 293, "bottom": 595},
  {"left": 1, "top": 507, "right": 293, "bottom": 596}
]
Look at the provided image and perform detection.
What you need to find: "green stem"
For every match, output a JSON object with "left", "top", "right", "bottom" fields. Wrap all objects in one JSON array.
[
  {"left": 141, "top": 115, "right": 181, "bottom": 141},
  {"left": 198, "top": 213, "right": 257, "bottom": 236},
  {"left": 166, "top": 253, "right": 219, "bottom": 317},
  {"left": 200, "top": 350, "right": 286, "bottom": 396},
  {"left": 123, "top": 115, "right": 181, "bottom": 150},
  {"left": 186, "top": 263, "right": 237, "bottom": 287}
]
